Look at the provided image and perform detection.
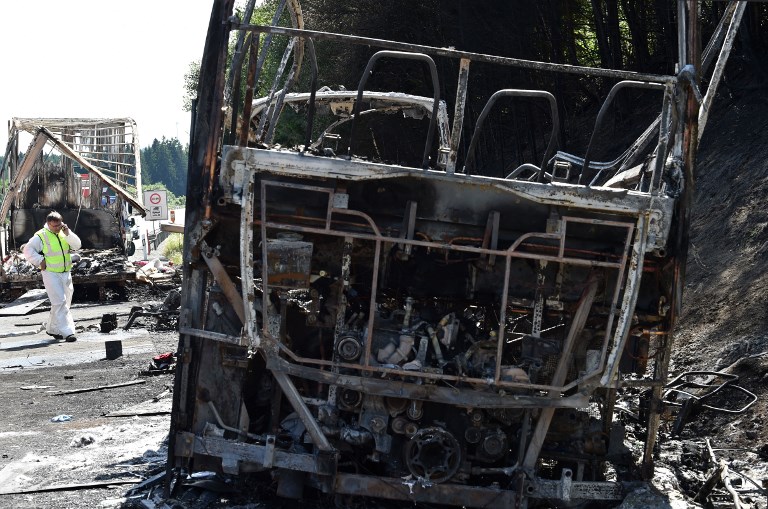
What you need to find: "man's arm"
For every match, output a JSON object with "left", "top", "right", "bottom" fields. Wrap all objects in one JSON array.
[
  {"left": 22, "top": 236, "right": 45, "bottom": 268},
  {"left": 62, "top": 225, "right": 82, "bottom": 250}
]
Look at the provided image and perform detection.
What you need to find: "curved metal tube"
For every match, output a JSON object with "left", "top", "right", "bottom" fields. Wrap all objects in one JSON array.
[
  {"left": 504, "top": 163, "right": 540, "bottom": 179},
  {"left": 579, "top": 80, "right": 665, "bottom": 186},
  {"left": 462, "top": 89, "right": 559, "bottom": 182},
  {"left": 347, "top": 51, "right": 440, "bottom": 169}
]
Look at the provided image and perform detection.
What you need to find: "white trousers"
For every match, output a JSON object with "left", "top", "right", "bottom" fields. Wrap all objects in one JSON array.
[{"left": 41, "top": 270, "right": 75, "bottom": 337}]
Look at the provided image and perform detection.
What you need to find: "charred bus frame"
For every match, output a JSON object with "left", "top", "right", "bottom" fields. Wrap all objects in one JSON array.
[{"left": 169, "top": 1, "right": 743, "bottom": 507}]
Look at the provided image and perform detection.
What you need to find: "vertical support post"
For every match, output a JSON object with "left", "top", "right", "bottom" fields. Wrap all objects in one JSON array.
[
  {"left": 642, "top": 0, "right": 701, "bottom": 479},
  {"left": 447, "top": 58, "right": 470, "bottom": 174}
]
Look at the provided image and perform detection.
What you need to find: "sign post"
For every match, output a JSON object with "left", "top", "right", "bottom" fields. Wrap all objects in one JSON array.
[{"left": 143, "top": 190, "right": 168, "bottom": 221}]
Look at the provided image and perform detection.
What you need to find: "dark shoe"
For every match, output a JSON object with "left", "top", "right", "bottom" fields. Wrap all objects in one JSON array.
[
  {"left": 47, "top": 333, "right": 63, "bottom": 340},
  {"left": 65, "top": 335, "right": 77, "bottom": 342}
]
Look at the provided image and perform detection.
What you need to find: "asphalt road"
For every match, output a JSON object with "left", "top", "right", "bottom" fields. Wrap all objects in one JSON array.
[{"left": 0, "top": 298, "right": 174, "bottom": 370}]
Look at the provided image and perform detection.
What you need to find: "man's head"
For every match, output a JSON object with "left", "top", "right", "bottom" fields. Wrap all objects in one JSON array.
[{"left": 46, "top": 211, "right": 64, "bottom": 231}]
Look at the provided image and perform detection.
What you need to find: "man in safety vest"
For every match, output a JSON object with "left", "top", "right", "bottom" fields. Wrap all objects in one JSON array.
[{"left": 22, "top": 211, "right": 82, "bottom": 342}]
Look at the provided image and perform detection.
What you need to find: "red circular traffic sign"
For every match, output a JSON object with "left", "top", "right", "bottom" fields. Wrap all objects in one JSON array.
[{"left": 149, "top": 192, "right": 162, "bottom": 205}]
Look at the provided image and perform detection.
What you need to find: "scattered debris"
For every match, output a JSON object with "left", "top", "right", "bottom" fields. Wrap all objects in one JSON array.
[
  {"left": 140, "top": 352, "right": 176, "bottom": 376},
  {"left": 100, "top": 313, "right": 118, "bottom": 333},
  {"left": 105, "top": 340, "right": 123, "bottom": 360},
  {"left": 106, "top": 398, "right": 172, "bottom": 418},
  {"left": 664, "top": 371, "right": 758, "bottom": 436},
  {"left": 53, "top": 379, "right": 146, "bottom": 396},
  {"left": 124, "top": 288, "right": 181, "bottom": 332},
  {"left": 70, "top": 434, "right": 96, "bottom": 448}
]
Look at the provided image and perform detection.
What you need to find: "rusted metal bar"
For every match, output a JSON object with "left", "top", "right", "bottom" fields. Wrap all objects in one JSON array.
[
  {"left": 643, "top": 0, "right": 701, "bottom": 479},
  {"left": 233, "top": 23, "right": 676, "bottom": 84},
  {"left": 242, "top": 170, "right": 259, "bottom": 347},
  {"left": 447, "top": 58, "right": 470, "bottom": 174},
  {"left": 178, "top": 327, "right": 241, "bottom": 345},
  {"left": 301, "top": 38, "right": 318, "bottom": 151},
  {"left": 224, "top": 0, "right": 258, "bottom": 106},
  {"left": 267, "top": 355, "right": 590, "bottom": 409},
  {"left": 40, "top": 128, "right": 145, "bottom": 213},
  {"left": 335, "top": 473, "right": 517, "bottom": 509},
  {"left": 600, "top": 213, "right": 649, "bottom": 385},
  {"left": 522, "top": 280, "right": 598, "bottom": 469},
  {"left": 200, "top": 240, "right": 246, "bottom": 325},
  {"left": 265, "top": 39, "right": 303, "bottom": 143},
  {"left": 698, "top": 1, "right": 746, "bottom": 140},
  {"left": 271, "top": 371, "right": 333, "bottom": 452},
  {"left": 257, "top": 219, "right": 625, "bottom": 269},
  {"left": 256, "top": 37, "right": 296, "bottom": 140},
  {"left": 53, "top": 379, "right": 146, "bottom": 395},
  {"left": 228, "top": 31, "right": 249, "bottom": 145}
]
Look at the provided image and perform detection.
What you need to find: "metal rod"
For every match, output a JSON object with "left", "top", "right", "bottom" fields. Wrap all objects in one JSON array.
[{"left": 233, "top": 22, "right": 676, "bottom": 84}]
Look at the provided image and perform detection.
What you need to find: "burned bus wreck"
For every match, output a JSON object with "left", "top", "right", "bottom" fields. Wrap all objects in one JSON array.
[{"left": 170, "top": 1, "right": 738, "bottom": 507}]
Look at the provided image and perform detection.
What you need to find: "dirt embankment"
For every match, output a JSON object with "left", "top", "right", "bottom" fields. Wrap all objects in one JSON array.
[{"left": 665, "top": 56, "right": 768, "bottom": 493}]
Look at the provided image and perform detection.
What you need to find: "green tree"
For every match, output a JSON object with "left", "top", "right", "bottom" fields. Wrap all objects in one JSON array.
[{"left": 140, "top": 137, "right": 189, "bottom": 197}]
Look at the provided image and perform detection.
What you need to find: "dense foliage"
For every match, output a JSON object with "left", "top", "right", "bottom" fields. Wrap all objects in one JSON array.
[{"left": 139, "top": 137, "right": 188, "bottom": 197}]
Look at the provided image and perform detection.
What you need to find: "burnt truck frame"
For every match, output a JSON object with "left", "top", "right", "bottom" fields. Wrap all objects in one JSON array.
[
  {"left": 170, "top": 1, "right": 741, "bottom": 507},
  {"left": 0, "top": 118, "right": 146, "bottom": 290}
]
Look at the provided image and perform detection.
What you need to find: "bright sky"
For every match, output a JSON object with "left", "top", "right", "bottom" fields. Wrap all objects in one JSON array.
[{"left": 0, "top": 1, "right": 218, "bottom": 151}]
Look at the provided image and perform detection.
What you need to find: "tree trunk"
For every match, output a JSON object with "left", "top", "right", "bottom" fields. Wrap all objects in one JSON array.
[
  {"left": 606, "top": 0, "right": 623, "bottom": 68},
  {"left": 623, "top": 0, "right": 650, "bottom": 70},
  {"left": 590, "top": 0, "right": 614, "bottom": 68}
]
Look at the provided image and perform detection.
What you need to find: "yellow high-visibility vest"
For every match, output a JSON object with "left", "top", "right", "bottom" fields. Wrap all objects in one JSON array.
[{"left": 35, "top": 228, "right": 72, "bottom": 272}]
